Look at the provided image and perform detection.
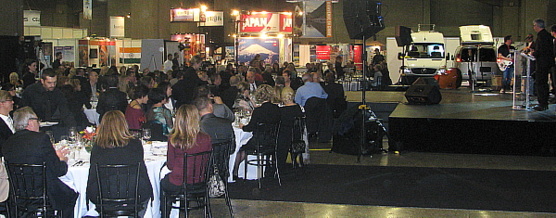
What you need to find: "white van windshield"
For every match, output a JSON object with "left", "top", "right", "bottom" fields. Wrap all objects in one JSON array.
[{"left": 406, "top": 43, "right": 445, "bottom": 58}]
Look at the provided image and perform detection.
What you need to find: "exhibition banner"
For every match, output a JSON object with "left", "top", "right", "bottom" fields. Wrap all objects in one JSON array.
[
  {"left": 83, "top": 0, "right": 92, "bottom": 20},
  {"left": 238, "top": 38, "right": 279, "bottom": 64},
  {"left": 109, "top": 16, "right": 125, "bottom": 38},
  {"left": 23, "top": 10, "right": 41, "bottom": 27},
  {"left": 171, "top": 8, "right": 200, "bottom": 22},
  {"left": 201, "top": 11, "right": 224, "bottom": 26}
]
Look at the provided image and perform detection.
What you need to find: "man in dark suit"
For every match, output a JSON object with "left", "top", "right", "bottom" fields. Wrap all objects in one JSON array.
[
  {"left": 532, "top": 19, "right": 555, "bottom": 111},
  {"left": 246, "top": 70, "right": 261, "bottom": 93},
  {"left": 220, "top": 76, "right": 240, "bottom": 110},
  {"left": 172, "top": 55, "right": 206, "bottom": 109},
  {"left": 195, "top": 97, "right": 234, "bottom": 179},
  {"left": 96, "top": 74, "right": 127, "bottom": 121},
  {"left": 0, "top": 90, "right": 15, "bottom": 157},
  {"left": 3, "top": 107, "right": 77, "bottom": 218},
  {"left": 22, "top": 68, "right": 76, "bottom": 137},
  {"left": 323, "top": 73, "right": 346, "bottom": 118}
]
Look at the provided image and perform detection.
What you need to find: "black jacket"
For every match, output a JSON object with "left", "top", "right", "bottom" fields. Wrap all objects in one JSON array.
[
  {"left": 0, "top": 117, "right": 13, "bottom": 157},
  {"left": 242, "top": 102, "right": 280, "bottom": 132},
  {"left": 3, "top": 130, "right": 78, "bottom": 210},
  {"left": 200, "top": 113, "right": 234, "bottom": 144},
  {"left": 86, "top": 139, "right": 153, "bottom": 205},
  {"left": 22, "top": 83, "right": 76, "bottom": 127},
  {"left": 96, "top": 87, "right": 128, "bottom": 121}
]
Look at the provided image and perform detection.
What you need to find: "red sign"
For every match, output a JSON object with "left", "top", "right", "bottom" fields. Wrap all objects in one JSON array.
[
  {"left": 316, "top": 45, "right": 331, "bottom": 60},
  {"left": 280, "top": 13, "right": 292, "bottom": 33},
  {"left": 351, "top": 45, "right": 363, "bottom": 70},
  {"left": 240, "top": 12, "right": 292, "bottom": 33}
]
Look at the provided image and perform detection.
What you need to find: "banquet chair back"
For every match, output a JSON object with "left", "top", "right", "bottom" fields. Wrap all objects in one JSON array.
[
  {"left": 6, "top": 162, "right": 59, "bottom": 217},
  {"left": 245, "top": 122, "right": 281, "bottom": 189},
  {"left": 290, "top": 116, "right": 307, "bottom": 168},
  {"left": 95, "top": 163, "right": 142, "bottom": 217},
  {"left": 161, "top": 150, "right": 213, "bottom": 218},
  {"left": 212, "top": 139, "right": 234, "bottom": 216}
]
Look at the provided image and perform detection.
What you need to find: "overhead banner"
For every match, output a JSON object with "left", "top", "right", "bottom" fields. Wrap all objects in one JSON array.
[
  {"left": 23, "top": 10, "right": 41, "bottom": 27},
  {"left": 170, "top": 8, "right": 200, "bottom": 22},
  {"left": 240, "top": 12, "right": 292, "bottom": 33},
  {"left": 109, "top": 16, "right": 125, "bottom": 38},
  {"left": 83, "top": 0, "right": 92, "bottom": 20},
  {"left": 303, "top": 1, "right": 332, "bottom": 38},
  {"left": 201, "top": 11, "right": 224, "bottom": 26}
]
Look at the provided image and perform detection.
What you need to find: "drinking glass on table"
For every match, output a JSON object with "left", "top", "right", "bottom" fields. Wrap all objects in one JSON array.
[
  {"left": 142, "top": 128, "right": 152, "bottom": 152},
  {"left": 69, "top": 127, "right": 78, "bottom": 143},
  {"left": 142, "top": 128, "right": 151, "bottom": 141}
]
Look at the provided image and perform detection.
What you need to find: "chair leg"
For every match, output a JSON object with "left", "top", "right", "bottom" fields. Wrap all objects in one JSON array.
[
  {"left": 243, "top": 155, "right": 248, "bottom": 181},
  {"left": 223, "top": 181, "right": 234, "bottom": 217},
  {"left": 257, "top": 153, "right": 263, "bottom": 189},
  {"left": 274, "top": 153, "right": 281, "bottom": 187}
]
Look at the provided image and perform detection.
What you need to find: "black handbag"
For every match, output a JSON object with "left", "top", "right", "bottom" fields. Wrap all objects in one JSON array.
[{"left": 291, "top": 139, "right": 306, "bottom": 154}]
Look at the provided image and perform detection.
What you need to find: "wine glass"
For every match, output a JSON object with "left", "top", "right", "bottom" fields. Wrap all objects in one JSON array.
[
  {"left": 142, "top": 128, "right": 151, "bottom": 141},
  {"left": 69, "top": 127, "right": 78, "bottom": 143}
]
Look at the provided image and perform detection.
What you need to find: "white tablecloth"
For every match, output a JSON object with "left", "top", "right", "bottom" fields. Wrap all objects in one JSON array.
[
  {"left": 59, "top": 144, "right": 167, "bottom": 218},
  {"left": 229, "top": 127, "right": 259, "bottom": 182}
]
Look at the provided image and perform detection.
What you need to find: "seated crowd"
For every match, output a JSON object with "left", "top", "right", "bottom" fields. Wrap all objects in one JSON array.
[{"left": 0, "top": 54, "right": 348, "bottom": 217}]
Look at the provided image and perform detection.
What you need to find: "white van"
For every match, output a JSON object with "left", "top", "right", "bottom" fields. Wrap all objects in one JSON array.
[
  {"left": 399, "top": 24, "right": 448, "bottom": 85},
  {"left": 453, "top": 25, "right": 500, "bottom": 82}
]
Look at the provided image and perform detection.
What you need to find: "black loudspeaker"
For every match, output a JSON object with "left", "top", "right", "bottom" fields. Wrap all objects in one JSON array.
[
  {"left": 395, "top": 26, "right": 412, "bottom": 46},
  {"left": 343, "top": 1, "right": 385, "bottom": 39},
  {"left": 405, "top": 77, "right": 442, "bottom": 104}
]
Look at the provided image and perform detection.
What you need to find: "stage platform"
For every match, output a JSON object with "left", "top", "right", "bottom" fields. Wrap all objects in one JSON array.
[{"left": 345, "top": 89, "right": 556, "bottom": 156}]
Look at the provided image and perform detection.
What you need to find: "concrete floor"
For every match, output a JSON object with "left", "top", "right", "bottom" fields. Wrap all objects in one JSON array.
[
  {"left": 201, "top": 89, "right": 556, "bottom": 218},
  {"left": 199, "top": 140, "right": 556, "bottom": 218}
]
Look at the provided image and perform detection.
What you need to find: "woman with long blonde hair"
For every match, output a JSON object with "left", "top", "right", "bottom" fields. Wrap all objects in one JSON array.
[
  {"left": 86, "top": 110, "right": 153, "bottom": 216},
  {"left": 161, "top": 104, "right": 212, "bottom": 192}
]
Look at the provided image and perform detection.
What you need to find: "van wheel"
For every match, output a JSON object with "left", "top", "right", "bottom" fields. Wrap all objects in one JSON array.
[{"left": 455, "top": 69, "right": 463, "bottom": 88}]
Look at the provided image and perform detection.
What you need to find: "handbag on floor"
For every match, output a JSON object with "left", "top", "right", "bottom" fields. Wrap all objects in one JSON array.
[{"left": 208, "top": 166, "right": 225, "bottom": 198}]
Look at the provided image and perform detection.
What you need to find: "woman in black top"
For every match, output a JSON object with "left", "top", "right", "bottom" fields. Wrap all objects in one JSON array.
[
  {"left": 278, "top": 87, "right": 304, "bottom": 170},
  {"left": 87, "top": 110, "right": 153, "bottom": 216},
  {"left": 232, "top": 84, "right": 280, "bottom": 179}
]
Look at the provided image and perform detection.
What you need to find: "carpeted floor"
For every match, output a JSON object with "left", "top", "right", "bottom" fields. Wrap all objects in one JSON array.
[{"left": 228, "top": 164, "right": 556, "bottom": 213}]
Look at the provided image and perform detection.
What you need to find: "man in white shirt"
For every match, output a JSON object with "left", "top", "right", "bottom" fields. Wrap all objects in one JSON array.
[
  {"left": 164, "top": 53, "right": 173, "bottom": 73},
  {"left": 0, "top": 90, "right": 15, "bottom": 157}
]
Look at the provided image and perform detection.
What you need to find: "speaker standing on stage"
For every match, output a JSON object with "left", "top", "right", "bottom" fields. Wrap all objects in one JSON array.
[{"left": 531, "top": 19, "right": 555, "bottom": 111}]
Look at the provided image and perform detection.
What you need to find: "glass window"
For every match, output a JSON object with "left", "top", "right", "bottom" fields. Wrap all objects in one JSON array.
[{"left": 405, "top": 43, "right": 445, "bottom": 58}]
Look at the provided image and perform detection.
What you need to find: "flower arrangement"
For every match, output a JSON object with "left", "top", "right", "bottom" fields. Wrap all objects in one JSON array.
[{"left": 80, "top": 126, "right": 97, "bottom": 152}]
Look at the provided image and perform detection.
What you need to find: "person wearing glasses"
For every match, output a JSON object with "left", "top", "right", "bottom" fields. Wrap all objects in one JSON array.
[
  {"left": 3, "top": 107, "right": 76, "bottom": 217},
  {"left": 0, "top": 90, "right": 15, "bottom": 157}
]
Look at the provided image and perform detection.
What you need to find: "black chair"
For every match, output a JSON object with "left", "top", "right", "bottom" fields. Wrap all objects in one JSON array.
[
  {"left": 244, "top": 122, "right": 281, "bottom": 189},
  {"left": 211, "top": 140, "right": 234, "bottom": 217},
  {"left": 290, "top": 116, "right": 307, "bottom": 168},
  {"left": 6, "top": 162, "right": 60, "bottom": 217},
  {"left": 162, "top": 150, "right": 212, "bottom": 218},
  {"left": 94, "top": 163, "right": 143, "bottom": 217}
]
